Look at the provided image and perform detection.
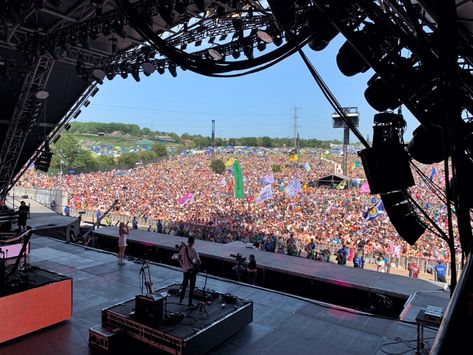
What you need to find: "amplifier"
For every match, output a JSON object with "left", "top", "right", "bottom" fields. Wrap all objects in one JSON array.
[
  {"left": 222, "top": 293, "right": 238, "bottom": 304},
  {"left": 194, "top": 288, "right": 216, "bottom": 302},
  {"left": 89, "top": 324, "right": 124, "bottom": 352},
  {"left": 134, "top": 294, "right": 164, "bottom": 325}
]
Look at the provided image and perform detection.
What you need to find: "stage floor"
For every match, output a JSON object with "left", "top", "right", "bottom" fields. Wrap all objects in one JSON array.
[{"left": 0, "top": 236, "right": 449, "bottom": 355}]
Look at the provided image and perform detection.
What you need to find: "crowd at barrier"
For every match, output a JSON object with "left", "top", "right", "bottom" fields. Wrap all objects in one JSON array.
[{"left": 17, "top": 152, "right": 461, "bottom": 278}]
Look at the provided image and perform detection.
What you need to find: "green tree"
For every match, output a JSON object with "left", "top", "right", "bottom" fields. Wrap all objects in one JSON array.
[
  {"left": 272, "top": 164, "right": 282, "bottom": 173},
  {"left": 210, "top": 159, "right": 226, "bottom": 175},
  {"left": 152, "top": 143, "right": 168, "bottom": 157},
  {"left": 52, "top": 135, "right": 92, "bottom": 172},
  {"left": 260, "top": 136, "right": 272, "bottom": 147},
  {"left": 117, "top": 152, "right": 140, "bottom": 165},
  {"left": 96, "top": 155, "right": 115, "bottom": 168}
]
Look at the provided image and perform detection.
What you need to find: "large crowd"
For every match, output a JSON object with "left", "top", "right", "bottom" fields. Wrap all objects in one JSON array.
[{"left": 17, "top": 151, "right": 458, "bottom": 262}]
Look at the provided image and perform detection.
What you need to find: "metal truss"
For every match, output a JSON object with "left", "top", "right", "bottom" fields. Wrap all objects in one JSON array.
[{"left": 0, "top": 54, "right": 55, "bottom": 198}]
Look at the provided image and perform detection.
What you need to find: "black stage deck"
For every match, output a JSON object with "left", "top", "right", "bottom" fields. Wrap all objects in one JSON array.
[
  {"left": 98, "top": 284, "right": 253, "bottom": 354},
  {"left": 0, "top": 236, "right": 452, "bottom": 354},
  {"left": 93, "top": 227, "right": 449, "bottom": 320}
]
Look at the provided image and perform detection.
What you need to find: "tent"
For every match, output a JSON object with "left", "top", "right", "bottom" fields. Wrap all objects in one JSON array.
[{"left": 316, "top": 174, "right": 351, "bottom": 188}]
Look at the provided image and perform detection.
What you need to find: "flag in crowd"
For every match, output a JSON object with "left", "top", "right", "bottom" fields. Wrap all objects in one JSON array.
[
  {"left": 232, "top": 160, "right": 245, "bottom": 199},
  {"left": 430, "top": 166, "right": 437, "bottom": 181},
  {"left": 336, "top": 180, "right": 347, "bottom": 190},
  {"left": 286, "top": 178, "right": 302, "bottom": 197},
  {"left": 363, "top": 200, "right": 385, "bottom": 221},
  {"left": 225, "top": 158, "right": 235, "bottom": 169},
  {"left": 220, "top": 177, "right": 226, "bottom": 186},
  {"left": 288, "top": 153, "right": 298, "bottom": 161},
  {"left": 178, "top": 192, "right": 194, "bottom": 206},
  {"left": 256, "top": 184, "right": 273, "bottom": 204},
  {"left": 353, "top": 161, "right": 361, "bottom": 168},
  {"left": 359, "top": 181, "right": 370, "bottom": 193},
  {"left": 260, "top": 173, "right": 275, "bottom": 186},
  {"left": 304, "top": 162, "right": 311, "bottom": 172}
]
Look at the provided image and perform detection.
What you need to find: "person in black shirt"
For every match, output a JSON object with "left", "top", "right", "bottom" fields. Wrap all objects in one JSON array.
[
  {"left": 247, "top": 254, "right": 257, "bottom": 285},
  {"left": 18, "top": 201, "right": 29, "bottom": 232}
]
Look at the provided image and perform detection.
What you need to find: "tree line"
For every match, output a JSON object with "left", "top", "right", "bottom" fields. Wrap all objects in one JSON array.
[
  {"left": 70, "top": 122, "right": 339, "bottom": 148},
  {"left": 50, "top": 134, "right": 167, "bottom": 174}
]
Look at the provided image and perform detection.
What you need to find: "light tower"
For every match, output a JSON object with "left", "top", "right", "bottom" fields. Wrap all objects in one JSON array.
[{"left": 332, "top": 107, "right": 359, "bottom": 176}]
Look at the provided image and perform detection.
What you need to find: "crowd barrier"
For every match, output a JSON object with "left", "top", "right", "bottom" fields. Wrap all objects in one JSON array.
[{"left": 67, "top": 207, "right": 460, "bottom": 277}]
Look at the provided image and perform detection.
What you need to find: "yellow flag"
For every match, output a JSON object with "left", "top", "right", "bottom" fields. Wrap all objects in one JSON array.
[
  {"left": 288, "top": 154, "right": 298, "bottom": 161},
  {"left": 225, "top": 158, "right": 235, "bottom": 168}
]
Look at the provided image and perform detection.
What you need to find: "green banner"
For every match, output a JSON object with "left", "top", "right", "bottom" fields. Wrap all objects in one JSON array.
[{"left": 232, "top": 160, "right": 245, "bottom": 199}]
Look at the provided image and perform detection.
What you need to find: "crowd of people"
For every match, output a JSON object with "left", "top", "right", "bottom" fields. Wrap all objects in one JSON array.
[{"left": 17, "top": 151, "right": 459, "bottom": 267}]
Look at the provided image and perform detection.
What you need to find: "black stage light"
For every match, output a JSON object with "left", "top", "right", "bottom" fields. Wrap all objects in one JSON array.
[
  {"left": 272, "top": 33, "right": 282, "bottom": 46},
  {"left": 92, "top": 68, "right": 106, "bottom": 84},
  {"left": 102, "top": 22, "right": 111, "bottom": 36},
  {"left": 307, "top": 8, "right": 339, "bottom": 52},
  {"left": 157, "top": 64, "right": 165, "bottom": 75},
  {"left": 120, "top": 62, "right": 128, "bottom": 79},
  {"left": 208, "top": 36, "right": 215, "bottom": 44},
  {"left": 73, "top": 110, "right": 82, "bottom": 119},
  {"left": 168, "top": 63, "right": 177, "bottom": 77},
  {"left": 106, "top": 69, "right": 115, "bottom": 81},
  {"left": 257, "top": 30, "right": 273, "bottom": 43},
  {"left": 243, "top": 43, "right": 254, "bottom": 59},
  {"left": 208, "top": 49, "right": 224, "bottom": 61},
  {"left": 175, "top": 1, "right": 186, "bottom": 14},
  {"left": 407, "top": 125, "right": 445, "bottom": 164},
  {"left": 232, "top": 46, "right": 241, "bottom": 59},
  {"left": 337, "top": 23, "right": 397, "bottom": 77},
  {"left": 89, "top": 27, "right": 99, "bottom": 40},
  {"left": 195, "top": 40, "right": 202, "bottom": 47},
  {"left": 131, "top": 65, "right": 140, "bottom": 82},
  {"left": 195, "top": 0, "right": 205, "bottom": 12},
  {"left": 364, "top": 76, "right": 401, "bottom": 112},
  {"left": 257, "top": 41, "right": 266, "bottom": 52},
  {"left": 112, "top": 18, "right": 126, "bottom": 39},
  {"left": 142, "top": 62, "right": 155, "bottom": 76}
]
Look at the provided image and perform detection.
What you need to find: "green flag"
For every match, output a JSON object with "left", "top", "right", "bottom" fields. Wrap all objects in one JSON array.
[{"left": 232, "top": 160, "right": 245, "bottom": 199}]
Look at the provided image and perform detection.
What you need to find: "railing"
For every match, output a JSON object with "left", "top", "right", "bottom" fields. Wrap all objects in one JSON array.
[{"left": 68, "top": 207, "right": 460, "bottom": 276}]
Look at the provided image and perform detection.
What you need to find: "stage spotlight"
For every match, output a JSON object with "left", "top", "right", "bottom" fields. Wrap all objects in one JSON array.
[
  {"left": 208, "top": 37, "right": 215, "bottom": 44},
  {"left": 106, "top": 69, "right": 115, "bottom": 81},
  {"left": 92, "top": 68, "right": 106, "bottom": 84},
  {"left": 307, "top": 8, "right": 339, "bottom": 52},
  {"left": 257, "top": 30, "right": 273, "bottom": 43},
  {"left": 119, "top": 62, "right": 129, "bottom": 79},
  {"left": 208, "top": 49, "right": 224, "bottom": 61},
  {"left": 84, "top": 100, "right": 90, "bottom": 107},
  {"left": 364, "top": 76, "right": 401, "bottom": 112},
  {"left": 142, "top": 62, "right": 155, "bottom": 76},
  {"left": 337, "top": 23, "right": 397, "bottom": 77},
  {"left": 232, "top": 46, "right": 241, "bottom": 59},
  {"left": 35, "top": 91, "right": 49, "bottom": 100},
  {"left": 112, "top": 18, "right": 126, "bottom": 38},
  {"left": 195, "top": 40, "right": 202, "bottom": 47},
  {"left": 272, "top": 33, "right": 282, "bottom": 46},
  {"left": 131, "top": 66, "right": 140, "bottom": 82},
  {"left": 243, "top": 43, "right": 254, "bottom": 59},
  {"left": 102, "top": 22, "right": 111, "bottom": 36},
  {"left": 408, "top": 125, "right": 445, "bottom": 164},
  {"left": 64, "top": 123, "right": 71, "bottom": 131},
  {"left": 157, "top": 64, "right": 165, "bottom": 75},
  {"left": 168, "top": 63, "right": 177, "bottom": 77},
  {"left": 257, "top": 41, "right": 266, "bottom": 52}
]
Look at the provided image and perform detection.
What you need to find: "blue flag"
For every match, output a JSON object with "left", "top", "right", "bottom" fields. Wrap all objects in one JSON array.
[
  {"left": 363, "top": 201, "right": 385, "bottom": 221},
  {"left": 260, "top": 173, "right": 275, "bottom": 186},
  {"left": 256, "top": 184, "right": 273, "bottom": 204},
  {"left": 429, "top": 166, "right": 437, "bottom": 181},
  {"left": 286, "top": 178, "right": 302, "bottom": 197}
]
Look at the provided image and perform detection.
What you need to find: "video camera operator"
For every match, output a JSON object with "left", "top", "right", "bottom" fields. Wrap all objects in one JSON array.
[{"left": 230, "top": 253, "right": 247, "bottom": 282}]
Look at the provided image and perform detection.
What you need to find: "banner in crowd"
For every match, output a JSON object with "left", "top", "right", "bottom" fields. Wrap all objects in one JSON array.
[
  {"left": 256, "top": 184, "right": 273, "bottom": 204},
  {"left": 286, "top": 178, "right": 302, "bottom": 197},
  {"left": 232, "top": 160, "right": 245, "bottom": 199},
  {"left": 304, "top": 162, "right": 311, "bottom": 172},
  {"left": 260, "top": 173, "right": 274, "bottom": 186},
  {"left": 178, "top": 192, "right": 194, "bottom": 206},
  {"left": 336, "top": 180, "right": 347, "bottom": 189},
  {"left": 359, "top": 181, "right": 370, "bottom": 193},
  {"left": 363, "top": 200, "right": 385, "bottom": 221},
  {"left": 225, "top": 158, "right": 235, "bottom": 168},
  {"left": 288, "top": 153, "right": 298, "bottom": 161},
  {"left": 430, "top": 166, "right": 437, "bottom": 181}
]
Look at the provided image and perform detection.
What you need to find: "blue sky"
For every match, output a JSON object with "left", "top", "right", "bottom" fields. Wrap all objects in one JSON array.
[{"left": 79, "top": 35, "right": 419, "bottom": 141}]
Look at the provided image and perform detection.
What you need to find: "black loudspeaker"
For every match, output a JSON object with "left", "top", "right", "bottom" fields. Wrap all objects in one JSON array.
[
  {"left": 359, "top": 146, "right": 415, "bottom": 194},
  {"left": 380, "top": 190, "right": 426, "bottom": 245},
  {"left": 134, "top": 294, "right": 164, "bottom": 325}
]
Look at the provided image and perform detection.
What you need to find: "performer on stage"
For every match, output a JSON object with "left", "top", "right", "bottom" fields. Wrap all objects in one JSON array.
[
  {"left": 118, "top": 222, "right": 129, "bottom": 265},
  {"left": 178, "top": 236, "right": 201, "bottom": 307}
]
